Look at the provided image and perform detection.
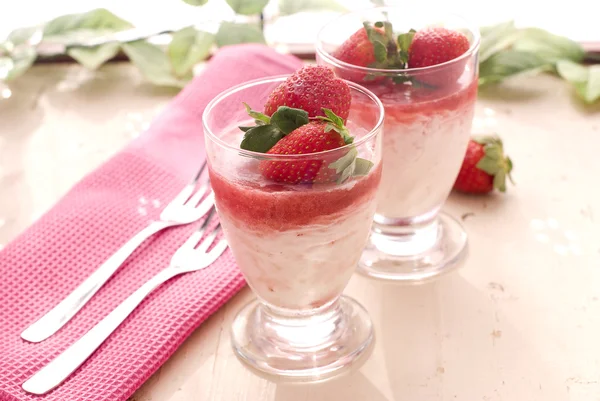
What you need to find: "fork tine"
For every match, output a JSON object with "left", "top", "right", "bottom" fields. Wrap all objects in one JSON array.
[
  {"left": 186, "top": 184, "right": 208, "bottom": 206},
  {"left": 173, "top": 160, "right": 208, "bottom": 205},
  {"left": 189, "top": 159, "right": 208, "bottom": 185},
  {"left": 181, "top": 205, "right": 216, "bottom": 248},
  {"left": 196, "top": 223, "right": 221, "bottom": 253}
]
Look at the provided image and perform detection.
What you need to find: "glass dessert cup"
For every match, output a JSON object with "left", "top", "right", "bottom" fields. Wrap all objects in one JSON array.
[
  {"left": 316, "top": 7, "right": 481, "bottom": 283},
  {"left": 203, "top": 76, "right": 384, "bottom": 382}
]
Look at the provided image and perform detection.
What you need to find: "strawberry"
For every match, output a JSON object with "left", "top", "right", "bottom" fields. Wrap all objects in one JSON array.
[
  {"left": 263, "top": 65, "right": 351, "bottom": 121},
  {"left": 259, "top": 121, "right": 346, "bottom": 184},
  {"left": 453, "top": 135, "right": 514, "bottom": 194},
  {"left": 408, "top": 27, "right": 470, "bottom": 86},
  {"left": 331, "top": 22, "right": 406, "bottom": 83},
  {"left": 333, "top": 27, "right": 378, "bottom": 69}
]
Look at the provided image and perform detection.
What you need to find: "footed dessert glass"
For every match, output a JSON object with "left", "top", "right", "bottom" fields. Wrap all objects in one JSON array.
[
  {"left": 203, "top": 76, "right": 384, "bottom": 381},
  {"left": 316, "top": 7, "right": 481, "bottom": 283}
]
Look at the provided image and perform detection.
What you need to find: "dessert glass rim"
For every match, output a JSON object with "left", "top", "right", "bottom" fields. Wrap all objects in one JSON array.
[
  {"left": 314, "top": 5, "right": 482, "bottom": 76},
  {"left": 202, "top": 74, "right": 385, "bottom": 160}
]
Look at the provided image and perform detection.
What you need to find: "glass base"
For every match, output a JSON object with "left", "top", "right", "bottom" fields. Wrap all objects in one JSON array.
[
  {"left": 357, "top": 211, "right": 468, "bottom": 283},
  {"left": 230, "top": 295, "right": 374, "bottom": 383}
]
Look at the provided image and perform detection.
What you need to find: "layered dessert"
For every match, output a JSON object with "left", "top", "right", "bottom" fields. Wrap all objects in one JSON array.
[
  {"left": 363, "top": 80, "right": 476, "bottom": 220},
  {"left": 207, "top": 65, "right": 382, "bottom": 311},
  {"left": 321, "top": 21, "right": 478, "bottom": 222}
]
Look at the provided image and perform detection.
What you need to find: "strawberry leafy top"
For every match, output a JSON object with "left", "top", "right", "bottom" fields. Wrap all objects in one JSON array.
[
  {"left": 238, "top": 104, "right": 374, "bottom": 184},
  {"left": 363, "top": 21, "right": 416, "bottom": 70}
]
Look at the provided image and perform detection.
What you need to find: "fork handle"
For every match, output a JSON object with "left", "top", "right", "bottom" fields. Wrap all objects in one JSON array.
[
  {"left": 22, "top": 267, "right": 180, "bottom": 395},
  {"left": 21, "top": 220, "right": 174, "bottom": 343}
]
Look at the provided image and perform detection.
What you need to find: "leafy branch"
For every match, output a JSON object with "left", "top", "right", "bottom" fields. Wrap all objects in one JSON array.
[
  {"left": 0, "top": 0, "right": 346, "bottom": 87},
  {"left": 0, "top": 4, "right": 598, "bottom": 104},
  {"left": 478, "top": 21, "right": 599, "bottom": 104}
]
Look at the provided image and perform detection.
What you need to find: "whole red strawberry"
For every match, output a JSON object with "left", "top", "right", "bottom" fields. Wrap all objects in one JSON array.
[
  {"left": 259, "top": 120, "right": 348, "bottom": 184},
  {"left": 333, "top": 27, "right": 377, "bottom": 69},
  {"left": 453, "top": 135, "right": 514, "bottom": 194},
  {"left": 263, "top": 65, "right": 351, "bottom": 121},
  {"left": 408, "top": 27, "right": 470, "bottom": 86}
]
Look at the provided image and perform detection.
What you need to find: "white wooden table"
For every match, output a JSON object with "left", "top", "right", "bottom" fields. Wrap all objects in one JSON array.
[{"left": 1, "top": 62, "right": 599, "bottom": 401}]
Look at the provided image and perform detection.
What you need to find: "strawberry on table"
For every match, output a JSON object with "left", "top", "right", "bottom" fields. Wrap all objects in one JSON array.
[
  {"left": 453, "top": 135, "right": 514, "bottom": 194},
  {"left": 264, "top": 65, "right": 351, "bottom": 122}
]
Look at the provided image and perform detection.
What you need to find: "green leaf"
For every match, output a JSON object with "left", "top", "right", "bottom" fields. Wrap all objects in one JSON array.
[
  {"left": 478, "top": 21, "right": 521, "bottom": 63},
  {"left": 7, "top": 26, "right": 43, "bottom": 48},
  {"left": 476, "top": 157, "right": 501, "bottom": 175},
  {"left": 215, "top": 22, "right": 265, "bottom": 47},
  {"left": 354, "top": 158, "right": 374, "bottom": 176},
  {"left": 122, "top": 40, "right": 189, "bottom": 88},
  {"left": 181, "top": 0, "right": 209, "bottom": 5},
  {"left": 513, "top": 28, "right": 585, "bottom": 64},
  {"left": 493, "top": 170, "right": 507, "bottom": 192},
  {"left": 270, "top": 106, "right": 309, "bottom": 134},
  {"left": 373, "top": 41, "right": 387, "bottom": 63},
  {"left": 329, "top": 147, "right": 358, "bottom": 174},
  {"left": 586, "top": 67, "right": 600, "bottom": 104},
  {"left": 556, "top": 59, "right": 588, "bottom": 82},
  {"left": 226, "top": 0, "right": 269, "bottom": 15},
  {"left": 317, "top": 108, "right": 353, "bottom": 144},
  {"left": 338, "top": 159, "right": 357, "bottom": 184},
  {"left": 1, "top": 48, "right": 37, "bottom": 81},
  {"left": 168, "top": 27, "right": 214, "bottom": 78},
  {"left": 479, "top": 50, "right": 549, "bottom": 86},
  {"left": 557, "top": 60, "right": 600, "bottom": 104},
  {"left": 240, "top": 124, "right": 285, "bottom": 152},
  {"left": 43, "top": 8, "right": 133, "bottom": 42},
  {"left": 243, "top": 102, "right": 271, "bottom": 124},
  {"left": 278, "top": 0, "right": 346, "bottom": 15},
  {"left": 397, "top": 29, "right": 415, "bottom": 64},
  {"left": 67, "top": 43, "right": 120, "bottom": 69}
]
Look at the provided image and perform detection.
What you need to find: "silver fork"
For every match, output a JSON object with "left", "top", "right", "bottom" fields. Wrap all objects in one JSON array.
[
  {"left": 22, "top": 207, "right": 227, "bottom": 395},
  {"left": 21, "top": 162, "right": 215, "bottom": 343}
]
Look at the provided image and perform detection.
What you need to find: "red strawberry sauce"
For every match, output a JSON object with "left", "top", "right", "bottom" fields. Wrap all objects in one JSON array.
[
  {"left": 355, "top": 79, "right": 478, "bottom": 124},
  {"left": 209, "top": 164, "right": 382, "bottom": 232}
]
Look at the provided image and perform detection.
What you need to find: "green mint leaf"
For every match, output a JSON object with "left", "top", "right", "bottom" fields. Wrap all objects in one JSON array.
[
  {"left": 6, "top": 26, "right": 42, "bottom": 48},
  {"left": 479, "top": 21, "right": 521, "bottom": 63},
  {"left": 478, "top": 50, "right": 550, "bottom": 86},
  {"left": 557, "top": 60, "right": 600, "bottom": 104},
  {"left": 556, "top": 59, "right": 588, "bottom": 82},
  {"left": 215, "top": 22, "right": 265, "bottom": 47},
  {"left": 329, "top": 147, "right": 358, "bottom": 174},
  {"left": 168, "top": 27, "right": 214, "bottom": 78},
  {"left": 240, "top": 125, "right": 285, "bottom": 153},
  {"left": 353, "top": 158, "right": 374, "bottom": 176},
  {"left": 373, "top": 40, "right": 387, "bottom": 63},
  {"left": 513, "top": 27, "right": 585, "bottom": 65},
  {"left": 270, "top": 106, "right": 309, "bottom": 134},
  {"left": 278, "top": 0, "right": 346, "bottom": 15},
  {"left": 226, "top": 0, "right": 269, "bottom": 15},
  {"left": 182, "top": 0, "right": 208, "bottom": 5},
  {"left": 243, "top": 102, "right": 271, "bottom": 124},
  {"left": 122, "top": 40, "right": 190, "bottom": 88},
  {"left": 39, "top": 9, "right": 131, "bottom": 71},
  {"left": 1, "top": 49, "right": 36, "bottom": 81},
  {"left": 68, "top": 43, "right": 120, "bottom": 70},
  {"left": 43, "top": 8, "right": 132, "bottom": 42},
  {"left": 239, "top": 126, "right": 254, "bottom": 132},
  {"left": 337, "top": 159, "right": 356, "bottom": 184},
  {"left": 585, "top": 66, "right": 600, "bottom": 104}
]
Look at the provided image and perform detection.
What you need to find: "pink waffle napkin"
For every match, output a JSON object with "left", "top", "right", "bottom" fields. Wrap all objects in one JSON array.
[{"left": 0, "top": 44, "right": 303, "bottom": 401}]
